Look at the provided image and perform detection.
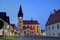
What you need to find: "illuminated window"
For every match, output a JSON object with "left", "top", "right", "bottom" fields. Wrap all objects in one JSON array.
[
  {"left": 37, "top": 26, "right": 39, "bottom": 33},
  {"left": 33, "top": 26, "right": 35, "bottom": 29},
  {"left": 27, "top": 26, "right": 29, "bottom": 28}
]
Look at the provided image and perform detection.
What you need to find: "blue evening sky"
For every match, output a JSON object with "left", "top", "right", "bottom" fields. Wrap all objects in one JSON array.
[{"left": 0, "top": 0, "right": 60, "bottom": 30}]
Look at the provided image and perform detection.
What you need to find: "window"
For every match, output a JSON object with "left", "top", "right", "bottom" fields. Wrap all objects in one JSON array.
[
  {"left": 52, "top": 26, "right": 54, "bottom": 30},
  {"left": 53, "top": 33, "right": 55, "bottom": 36},
  {"left": 33, "top": 26, "right": 35, "bottom": 29},
  {"left": 58, "top": 33, "right": 60, "bottom": 36},
  {"left": 46, "top": 27, "right": 47, "bottom": 30},
  {"left": 23, "top": 26, "right": 26, "bottom": 29},
  {"left": 27, "top": 30, "right": 29, "bottom": 32},
  {"left": 48, "top": 26, "right": 50, "bottom": 30},
  {"left": 24, "top": 31, "right": 26, "bottom": 34},
  {"left": 19, "top": 21, "right": 21, "bottom": 23},
  {"left": 57, "top": 24, "right": 59, "bottom": 29},
  {"left": 27, "top": 26, "right": 29, "bottom": 28},
  {"left": 49, "top": 33, "right": 51, "bottom": 35},
  {"left": 30, "top": 26, "right": 32, "bottom": 29},
  {"left": 19, "top": 25, "right": 21, "bottom": 26},
  {"left": 37, "top": 26, "right": 39, "bottom": 33},
  {"left": 30, "top": 32, "right": 33, "bottom": 34},
  {"left": 27, "top": 33, "right": 29, "bottom": 36}
]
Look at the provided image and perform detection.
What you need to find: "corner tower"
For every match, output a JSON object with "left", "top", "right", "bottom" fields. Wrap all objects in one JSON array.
[{"left": 18, "top": 5, "right": 23, "bottom": 32}]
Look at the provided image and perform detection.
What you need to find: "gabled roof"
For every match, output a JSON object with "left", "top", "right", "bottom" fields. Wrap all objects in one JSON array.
[
  {"left": 23, "top": 20, "right": 39, "bottom": 25},
  {"left": 0, "top": 12, "right": 6, "bottom": 21},
  {"left": 6, "top": 16, "right": 10, "bottom": 24},
  {"left": 45, "top": 9, "right": 60, "bottom": 26},
  {"left": 0, "top": 12, "right": 10, "bottom": 24}
]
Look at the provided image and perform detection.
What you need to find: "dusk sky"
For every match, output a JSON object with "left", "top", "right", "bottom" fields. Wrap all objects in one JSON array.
[{"left": 0, "top": 0, "right": 60, "bottom": 30}]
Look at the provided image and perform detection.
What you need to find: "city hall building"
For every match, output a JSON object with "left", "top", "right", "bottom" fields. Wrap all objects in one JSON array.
[{"left": 18, "top": 5, "right": 41, "bottom": 36}]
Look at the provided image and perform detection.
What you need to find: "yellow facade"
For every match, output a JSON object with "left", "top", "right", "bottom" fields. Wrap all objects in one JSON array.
[
  {"left": 9, "top": 25, "right": 14, "bottom": 36},
  {"left": 22, "top": 24, "right": 41, "bottom": 36}
]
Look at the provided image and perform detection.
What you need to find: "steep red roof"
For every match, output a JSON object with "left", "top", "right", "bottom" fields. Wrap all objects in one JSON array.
[
  {"left": 23, "top": 20, "right": 39, "bottom": 25},
  {"left": 46, "top": 9, "right": 60, "bottom": 26}
]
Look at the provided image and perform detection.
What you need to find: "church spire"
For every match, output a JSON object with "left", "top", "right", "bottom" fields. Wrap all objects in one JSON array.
[{"left": 18, "top": 5, "right": 23, "bottom": 17}]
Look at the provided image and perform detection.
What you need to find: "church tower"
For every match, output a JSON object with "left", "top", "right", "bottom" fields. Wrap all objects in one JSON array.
[{"left": 18, "top": 5, "right": 23, "bottom": 33}]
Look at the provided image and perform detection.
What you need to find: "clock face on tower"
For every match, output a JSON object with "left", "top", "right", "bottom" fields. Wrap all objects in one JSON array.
[{"left": 18, "top": 17, "right": 22, "bottom": 20}]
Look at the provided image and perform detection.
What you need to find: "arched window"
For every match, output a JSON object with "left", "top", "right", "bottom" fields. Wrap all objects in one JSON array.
[
  {"left": 27, "top": 25, "right": 29, "bottom": 28},
  {"left": 23, "top": 26, "right": 26, "bottom": 29},
  {"left": 30, "top": 26, "right": 32, "bottom": 29},
  {"left": 33, "top": 26, "right": 35, "bottom": 29}
]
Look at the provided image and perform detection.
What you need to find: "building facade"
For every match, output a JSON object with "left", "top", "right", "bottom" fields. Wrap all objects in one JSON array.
[
  {"left": 0, "top": 12, "right": 10, "bottom": 37},
  {"left": 45, "top": 9, "right": 60, "bottom": 37},
  {"left": 41, "top": 30, "right": 46, "bottom": 36},
  {"left": 22, "top": 20, "right": 41, "bottom": 36},
  {"left": 9, "top": 24, "right": 17, "bottom": 36},
  {"left": 18, "top": 5, "right": 41, "bottom": 36}
]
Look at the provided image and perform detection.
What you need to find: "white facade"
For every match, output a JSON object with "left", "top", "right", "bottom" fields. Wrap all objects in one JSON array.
[
  {"left": 3, "top": 21, "right": 9, "bottom": 36},
  {"left": 46, "top": 22, "right": 60, "bottom": 37},
  {"left": 0, "top": 18, "right": 9, "bottom": 36}
]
